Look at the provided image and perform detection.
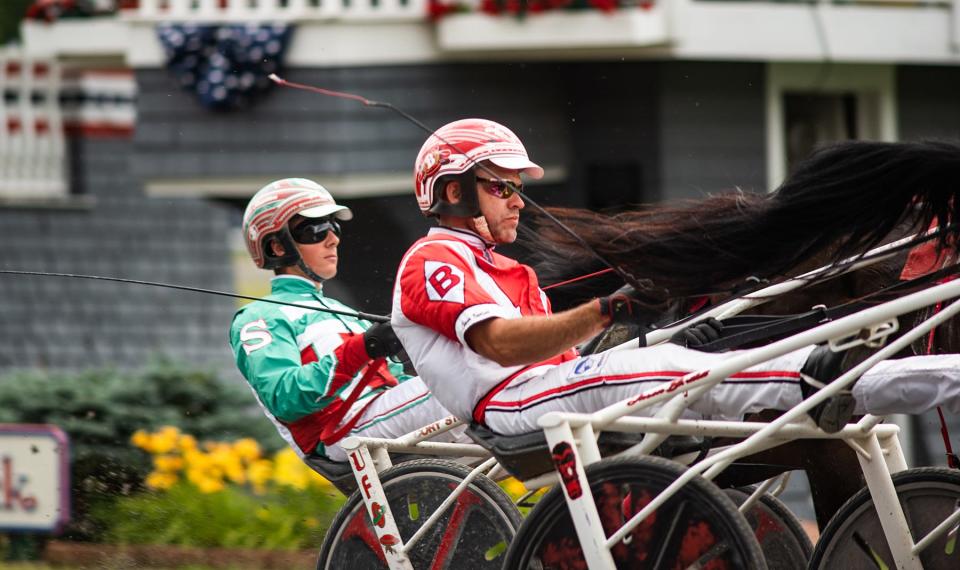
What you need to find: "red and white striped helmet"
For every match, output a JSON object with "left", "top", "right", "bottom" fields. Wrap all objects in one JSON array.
[
  {"left": 413, "top": 118, "right": 544, "bottom": 215},
  {"left": 242, "top": 178, "right": 353, "bottom": 269}
]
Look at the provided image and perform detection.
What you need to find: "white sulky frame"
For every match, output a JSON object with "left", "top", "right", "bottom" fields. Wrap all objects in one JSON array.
[
  {"left": 331, "top": 230, "right": 960, "bottom": 570},
  {"left": 540, "top": 276, "right": 960, "bottom": 570},
  {"left": 338, "top": 416, "right": 496, "bottom": 570}
]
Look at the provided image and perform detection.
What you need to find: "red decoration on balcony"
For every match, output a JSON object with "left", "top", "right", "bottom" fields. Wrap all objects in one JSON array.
[
  {"left": 429, "top": 0, "right": 645, "bottom": 20},
  {"left": 428, "top": 0, "right": 461, "bottom": 21},
  {"left": 588, "top": 0, "right": 618, "bottom": 13},
  {"left": 480, "top": 0, "right": 500, "bottom": 15}
]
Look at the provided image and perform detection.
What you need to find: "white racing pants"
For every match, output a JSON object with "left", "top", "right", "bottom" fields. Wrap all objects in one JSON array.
[
  {"left": 325, "top": 377, "right": 469, "bottom": 462},
  {"left": 483, "top": 343, "right": 960, "bottom": 435}
]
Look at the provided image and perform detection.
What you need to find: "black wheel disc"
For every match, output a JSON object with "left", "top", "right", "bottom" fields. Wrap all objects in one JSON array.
[
  {"left": 504, "top": 455, "right": 767, "bottom": 570},
  {"left": 724, "top": 486, "right": 813, "bottom": 569},
  {"left": 317, "top": 458, "right": 521, "bottom": 569},
  {"left": 810, "top": 467, "right": 960, "bottom": 570}
]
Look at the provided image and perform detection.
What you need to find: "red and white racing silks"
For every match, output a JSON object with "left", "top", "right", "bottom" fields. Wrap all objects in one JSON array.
[
  {"left": 392, "top": 227, "right": 578, "bottom": 422},
  {"left": 393, "top": 228, "right": 960, "bottom": 436}
]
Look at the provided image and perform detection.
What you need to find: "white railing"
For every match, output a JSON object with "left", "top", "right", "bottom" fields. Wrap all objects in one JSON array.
[
  {"left": 121, "top": 0, "right": 428, "bottom": 22},
  {"left": 0, "top": 48, "right": 68, "bottom": 200}
]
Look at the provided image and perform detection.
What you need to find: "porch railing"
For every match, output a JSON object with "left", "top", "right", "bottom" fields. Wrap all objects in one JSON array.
[
  {"left": 120, "top": 0, "right": 428, "bottom": 22},
  {"left": 0, "top": 49, "right": 67, "bottom": 200}
]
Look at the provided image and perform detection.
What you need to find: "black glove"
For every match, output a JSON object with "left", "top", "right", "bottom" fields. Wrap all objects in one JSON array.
[
  {"left": 598, "top": 289, "right": 646, "bottom": 326},
  {"left": 670, "top": 317, "right": 724, "bottom": 349},
  {"left": 363, "top": 322, "right": 404, "bottom": 359}
]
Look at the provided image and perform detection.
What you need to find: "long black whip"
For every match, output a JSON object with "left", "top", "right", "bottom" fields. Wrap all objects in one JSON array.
[
  {"left": 0, "top": 270, "right": 390, "bottom": 323},
  {"left": 267, "top": 73, "right": 648, "bottom": 293}
]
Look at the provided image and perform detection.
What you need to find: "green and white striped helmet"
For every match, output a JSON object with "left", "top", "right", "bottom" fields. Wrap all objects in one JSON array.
[{"left": 242, "top": 178, "right": 353, "bottom": 269}]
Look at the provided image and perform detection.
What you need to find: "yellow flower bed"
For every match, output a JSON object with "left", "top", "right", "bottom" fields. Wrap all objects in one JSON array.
[{"left": 132, "top": 426, "right": 335, "bottom": 495}]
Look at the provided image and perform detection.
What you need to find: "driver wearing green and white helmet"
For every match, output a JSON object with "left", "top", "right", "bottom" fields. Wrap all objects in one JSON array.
[{"left": 230, "top": 178, "right": 465, "bottom": 463}]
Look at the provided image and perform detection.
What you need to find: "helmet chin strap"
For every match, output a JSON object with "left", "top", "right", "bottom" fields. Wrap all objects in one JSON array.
[
  {"left": 291, "top": 239, "right": 327, "bottom": 285},
  {"left": 469, "top": 216, "right": 496, "bottom": 245},
  {"left": 296, "top": 258, "right": 327, "bottom": 285}
]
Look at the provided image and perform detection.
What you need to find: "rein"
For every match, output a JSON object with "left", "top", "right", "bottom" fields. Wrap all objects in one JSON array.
[{"left": 0, "top": 270, "right": 390, "bottom": 323}]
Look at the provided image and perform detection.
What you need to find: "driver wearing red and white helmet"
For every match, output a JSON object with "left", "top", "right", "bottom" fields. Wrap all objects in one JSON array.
[
  {"left": 230, "top": 178, "right": 464, "bottom": 463},
  {"left": 392, "top": 119, "right": 960, "bottom": 436}
]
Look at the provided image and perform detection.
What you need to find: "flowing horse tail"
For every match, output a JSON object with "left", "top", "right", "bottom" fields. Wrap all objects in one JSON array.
[{"left": 525, "top": 139, "right": 960, "bottom": 306}]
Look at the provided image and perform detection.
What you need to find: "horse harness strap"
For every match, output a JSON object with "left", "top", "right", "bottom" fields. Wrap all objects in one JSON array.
[
  {"left": 693, "top": 308, "right": 836, "bottom": 353},
  {"left": 692, "top": 262, "right": 960, "bottom": 353},
  {"left": 318, "top": 357, "right": 396, "bottom": 446}
]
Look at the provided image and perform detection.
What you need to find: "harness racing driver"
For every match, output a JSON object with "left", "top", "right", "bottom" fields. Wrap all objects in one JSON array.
[
  {"left": 230, "top": 178, "right": 466, "bottom": 463},
  {"left": 391, "top": 118, "right": 960, "bottom": 437}
]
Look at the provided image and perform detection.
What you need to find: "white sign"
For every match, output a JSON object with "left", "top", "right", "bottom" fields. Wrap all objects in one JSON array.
[{"left": 0, "top": 424, "right": 70, "bottom": 533}]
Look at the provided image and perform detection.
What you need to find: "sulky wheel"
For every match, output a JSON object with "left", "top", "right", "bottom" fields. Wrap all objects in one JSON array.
[
  {"left": 809, "top": 467, "right": 960, "bottom": 569},
  {"left": 503, "top": 455, "right": 767, "bottom": 570},
  {"left": 724, "top": 486, "right": 813, "bottom": 569},
  {"left": 317, "top": 458, "right": 521, "bottom": 570}
]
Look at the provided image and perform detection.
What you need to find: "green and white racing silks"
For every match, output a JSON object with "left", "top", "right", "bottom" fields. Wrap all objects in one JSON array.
[{"left": 229, "top": 275, "right": 410, "bottom": 457}]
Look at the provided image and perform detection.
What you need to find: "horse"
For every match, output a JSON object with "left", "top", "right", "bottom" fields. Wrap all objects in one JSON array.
[{"left": 517, "top": 139, "right": 960, "bottom": 528}]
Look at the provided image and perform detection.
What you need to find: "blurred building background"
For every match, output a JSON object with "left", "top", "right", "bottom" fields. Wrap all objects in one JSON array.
[{"left": 2, "top": 0, "right": 960, "bottom": 518}]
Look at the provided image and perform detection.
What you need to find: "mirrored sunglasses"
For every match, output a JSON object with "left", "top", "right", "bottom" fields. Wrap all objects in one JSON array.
[
  {"left": 290, "top": 219, "right": 341, "bottom": 245},
  {"left": 476, "top": 177, "right": 522, "bottom": 199}
]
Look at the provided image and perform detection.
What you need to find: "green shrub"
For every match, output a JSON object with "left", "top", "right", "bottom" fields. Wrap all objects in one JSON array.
[
  {"left": 91, "top": 483, "right": 342, "bottom": 550},
  {"left": 0, "top": 360, "right": 281, "bottom": 541}
]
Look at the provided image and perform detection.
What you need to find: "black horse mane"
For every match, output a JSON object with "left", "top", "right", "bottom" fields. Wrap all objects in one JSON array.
[{"left": 522, "top": 139, "right": 960, "bottom": 309}]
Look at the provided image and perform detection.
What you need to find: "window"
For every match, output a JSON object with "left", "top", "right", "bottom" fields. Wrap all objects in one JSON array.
[{"left": 766, "top": 63, "right": 896, "bottom": 190}]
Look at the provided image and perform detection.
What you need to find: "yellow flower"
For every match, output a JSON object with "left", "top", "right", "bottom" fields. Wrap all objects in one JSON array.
[
  {"left": 272, "top": 448, "right": 309, "bottom": 490},
  {"left": 145, "top": 471, "right": 178, "bottom": 490},
  {"left": 304, "top": 517, "right": 319, "bottom": 529},
  {"left": 151, "top": 426, "right": 181, "bottom": 454},
  {"left": 499, "top": 477, "right": 528, "bottom": 500},
  {"left": 178, "top": 434, "right": 197, "bottom": 451},
  {"left": 131, "top": 429, "right": 151, "bottom": 450},
  {"left": 195, "top": 477, "right": 225, "bottom": 494},
  {"left": 153, "top": 455, "right": 185, "bottom": 473},
  {"left": 248, "top": 459, "right": 273, "bottom": 495},
  {"left": 232, "top": 438, "right": 261, "bottom": 463}
]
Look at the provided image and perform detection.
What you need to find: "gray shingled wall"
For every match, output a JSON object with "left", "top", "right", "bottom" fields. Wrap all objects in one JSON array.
[
  {"left": 134, "top": 62, "right": 758, "bottom": 204},
  {"left": 0, "top": 137, "right": 237, "bottom": 373},
  {"left": 133, "top": 64, "right": 574, "bottom": 181},
  {"left": 659, "top": 61, "right": 767, "bottom": 198}
]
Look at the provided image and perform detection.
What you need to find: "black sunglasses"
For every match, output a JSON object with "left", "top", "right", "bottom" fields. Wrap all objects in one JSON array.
[
  {"left": 290, "top": 219, "right": 341, "bottom": 245},
  {"left": 476, "top": 177, "right": 522, "bottom": 199}
]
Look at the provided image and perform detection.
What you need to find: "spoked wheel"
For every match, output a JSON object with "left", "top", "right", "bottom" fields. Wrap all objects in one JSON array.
[
  {"left": 317, "top": 458, "right": 522, "bottom": 569},
  {"left": 503, "top": 455, "right": 767, "bottom": 570},
  {"left": 809, "top": 467, "right": 960, "bottom": 569},
  {"left": 724, "top": 486, "right": 813, "bottom": 569}
]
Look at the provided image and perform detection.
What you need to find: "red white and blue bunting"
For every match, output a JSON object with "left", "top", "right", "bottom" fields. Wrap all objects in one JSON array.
[{"left": 157, "top": 23, "right": 293, "bottom": 111}]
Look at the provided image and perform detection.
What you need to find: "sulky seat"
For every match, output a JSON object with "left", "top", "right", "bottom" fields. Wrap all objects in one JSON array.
[
  {"left": 466, "top": 422, "right": 707, "bottom": 481},
  {"left": 303, "top": 452, "right": 439, "bottom": 495},
  {"left": 303, "top": 453, "right": 358, "bottom": 494}
]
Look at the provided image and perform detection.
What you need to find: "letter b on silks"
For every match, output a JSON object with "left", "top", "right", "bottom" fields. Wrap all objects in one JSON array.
[{"left": 425, "top": 262, "right": 465, "bottom": 303}]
